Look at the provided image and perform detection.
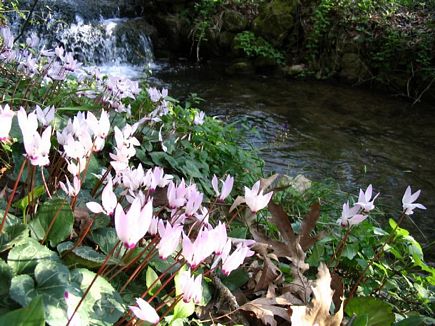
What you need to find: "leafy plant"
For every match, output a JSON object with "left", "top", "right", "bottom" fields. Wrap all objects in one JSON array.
[{"left": 234, "top": 31, "right": 285, "bottom": 65}]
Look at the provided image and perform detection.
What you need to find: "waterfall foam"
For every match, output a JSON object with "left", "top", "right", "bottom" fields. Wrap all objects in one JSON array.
[{"left": 9, "top": 1, "right": 154, "bottom": 78}]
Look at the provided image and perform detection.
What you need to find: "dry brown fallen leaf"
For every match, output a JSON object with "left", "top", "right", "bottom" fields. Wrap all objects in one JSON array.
[
  {"left": 240, "top": 285, "right": 292, "bottom": 326},
  {"left": 290, "top": 263, "right": 344, "bottom": 326}
]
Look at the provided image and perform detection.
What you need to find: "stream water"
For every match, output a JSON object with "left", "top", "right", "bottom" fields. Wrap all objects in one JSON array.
[{"left": 150, "top": 62, "right": 435, "bottom": 250}]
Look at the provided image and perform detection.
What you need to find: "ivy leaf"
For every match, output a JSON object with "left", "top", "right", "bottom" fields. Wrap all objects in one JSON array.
[
  {"left": 171, "top": 267, "right": 195, "bottom": 321},
  {"left": 10, "top": 261, "right": 72, "bottom": 326},
  {"left": 70, "top": 268, "right": 124, "bottom": 325},
  {"left": 91, "top": 227, "right": 126, "bottom": 257},
  {"left": 0, "top": 259, "right": 12, "bottom": 296},
  {"left": 0, "top": 223, "right": 28, "bottom": 252},
  {"left": 14, "top": 185, "right": 45, "bottom": 212},
  {"left": 146, "top": 267, "right": 161, "bottom": 296},
  {"left": 0, "top": 296, "right": 45, "bottom": 326},
  {"left": 345, "top": 297, "right": 394, "bottom": 326},
  {"left": 9, "top": 274, "right": 36, "bottom": 306},
  {"left": 30, "top": 198, "right": 73, "bottom": 246},
  {"left": 7, "top": 237, "right": 59, "bottom": 274},
  {"left": 57, "top": 241, "right": 114, "bottom": 269}
]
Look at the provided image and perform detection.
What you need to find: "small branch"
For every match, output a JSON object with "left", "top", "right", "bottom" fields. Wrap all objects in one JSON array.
[
  {"left": 211, "top": 273, "right": 250, "bottom": 326},
  {"left": 13, "top": 0, "right": 40, "bottom": 44}
]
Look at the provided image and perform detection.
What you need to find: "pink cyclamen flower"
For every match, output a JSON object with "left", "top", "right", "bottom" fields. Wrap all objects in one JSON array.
[
  {"left": 402, "top": 186, "right": 426, "bottom": 215},
  {"left": 64, "top": 291, "right": 82, "bottom": 326},
  {"left": 244, "top": 180, "right": 273, "bottom": 213},
  {"left": 179, "top": 270, "right": 202, "bottom": 304},
  {"left": 193, "top": 111, "right": 205, "bottom": 125},
  {"left": 337, "top": 201, "right": 367, "bottom": 227},
  {"left": 0, "top": 104, "right": 15, "bottom": 141},
  {"left": 212, "top": 174, "right": 234, "bottom": 202},
  {"left": 185, "top": 185, "right": 203, "bottom": 216},
  {"left": 167, "top": 180, "right": 187, "bottom": 209},
  {"left": 86, "top": 177, "right": 117, "bottom": 216},
  {"left": 59, "top": 176, "right": 81, "bottom": 197},
  {"left": 35, "top": 105, "right": 55, "bottom": 127},
  {"left": 222, "top": 243, "right": 254, "bottom": 276},
  {"left": 182, "top": 228, "right": 215, "bottom": 269},
  {"left": 114, "top": 198, "right": 153, "bottom": 249},
  {"left": 356, "top": 184, "right": 379, "bottom": 212},
  {"left": 157, "top": 221, "right": 182, "bottom": 259},
  {"left": 129, "top": 298, "right": 159, "bottom": 325}
]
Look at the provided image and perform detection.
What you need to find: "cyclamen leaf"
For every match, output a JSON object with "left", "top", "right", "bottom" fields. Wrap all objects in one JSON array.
[
  {"left": 9, "top": 261, "right": 74, "bottom": 326},
  {"left": 0, "top": 223, "right": 28, "bottom": 252},
  {"left": 7, "top": 237, "right": 59, "bottom": 274},
  {"left": 345, "top": 297, "right": 394, "bottom": 326},
  {"left": 30, "top": 197, "right": 73, "bottom": 247},
  {"left": 0, "top": 259, "right": 12, "bottom": 296},
  {"left": 0, "top": 296, "right": 45, "bottom": 326},
  {"left": 70, "top": 268, "right": 124, "bottom": 325}
]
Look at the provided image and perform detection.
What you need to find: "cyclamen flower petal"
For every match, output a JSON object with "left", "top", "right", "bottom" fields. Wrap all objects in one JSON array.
[
  {"left": 0, "top": 104, "right": 15, "bottom": 141},
  {"left": 114, "top": 198, "right": 153, "bottom": 249},
  {"left": 402, "top": 186, "right": 426, "bottom": 215},
  {"left": 337, "top": 201, "right": 366, "bottom": 227},
  {"left": 356, "top": 184, "right": 379, "bottom": 212},
  {"left": 64, "top": 291, "right": 82, "bottom": 326},
  {"left": 222, "top": 244, "right": 254, "bottom": 276},
  {"left": 244, "top": 180, "right": 273, "bottom": 213},
  {"left": 157, "top": 221, "right": 182, "bottom": 259},
  {"left": 179, "top": 270, "right": 202, "bottom": 304},
  {"left": 129, "top": 298, "right": 159, "bottom": 324},
  {"left": 193, "top": 111, "right": 205, "bottom": 125},
  {"left": 35, "top": 105, "right": 55, "bottom": 127},
  {"left": 88, "top": 177, "right": 118, "bottom": 212},
  {"left": 59, "top": 176, "right": 81, "bottom": 197}
]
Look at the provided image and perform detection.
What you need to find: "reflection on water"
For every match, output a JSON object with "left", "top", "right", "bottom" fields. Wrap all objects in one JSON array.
[{"left": 151, "top": 62, "right": 435, "bottom": 250}]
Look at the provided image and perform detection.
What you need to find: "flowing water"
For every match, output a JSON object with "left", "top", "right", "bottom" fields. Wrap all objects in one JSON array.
[
  {"left": 10, "top": 1, "right": 435, "bottom": 252},
  {"left": 150, "top": 62, "right": 435, "bottom": 250}
]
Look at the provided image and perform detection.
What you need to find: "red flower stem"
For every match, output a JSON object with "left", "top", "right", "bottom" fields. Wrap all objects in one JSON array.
[
  {"left": 329, "top": 226, "right": 352, "bottom": 269},
  {"left": 91, "top": 165, "right": 112, "bottom": 197},
  {"left": 40, "top": 167, "right": 52, "bottom": 199},
  {"left": 146, "top": 261, "right": 185, "bottom": 302},
  {"left": 347, "top": 212, "right": 406, "bottom": 303},
  {"left": 41, "top": 199, "right": 66, "bottom": 244},
  {"left": 119, "top": 246, "right": 159, "bottom": 293},
  {"left": 0, "top": 159, "right": 26, "bottom": 233},
  {"left": 155, "top": 289, "right": 178, "bottom": 312},
  {"left": 66, "top": 240, "right": 121, "bottom": 326},
  {"left": 157, "top": 296, "right": 183, "bottom": 324},
  {"left": 107, "top": 237, "right": 159, "bottom": 280}
]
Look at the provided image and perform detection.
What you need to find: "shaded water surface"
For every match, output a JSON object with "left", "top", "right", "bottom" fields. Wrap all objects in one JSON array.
[{"left": 151, "top": 62, "right": 435, "bottom": 248}]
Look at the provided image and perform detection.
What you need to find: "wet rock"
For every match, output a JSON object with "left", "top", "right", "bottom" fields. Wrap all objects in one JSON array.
[
  {"left": 225, "top": 60, "right": 255, "bottom": 75},
  {"left": 278, "top": 174, "right": 312, "bottom": 193},
  {"left": 339, "top": 52, "right": 368, "bottom": 82},
  {"left": 252, "top": 0, "right": 298, "bottom": 47},
  {"left": 219, "top": 31, "right": 236, "bottom": 52},
  {"left": 153, "top": 13, "right": 191, "bottom": 54},
  {"left": 222, "top": 10, "right": 249, "bottom": 33},
  {"left": 283, "top": 64, "right": 306, "bottom": 76}
]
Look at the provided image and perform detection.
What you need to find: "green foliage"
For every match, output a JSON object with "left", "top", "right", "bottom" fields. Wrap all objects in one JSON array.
[
  {"left": 30, "top": 197, "right": 74, "bottom": 247},
  {"left": 274, "top": 180, "right": 434, "bottom": 318},
  {"left": 0, "top": 296, "right": 45, "bottom": 326},
  {"left": 346, "top": 297, "right": 395, "bottom": 326},
  {"left": 304, "top": 0, "right": 434, "bottom": 97},
  {"left": 234, "top": 31, "right": 285, "bottom": 65}
]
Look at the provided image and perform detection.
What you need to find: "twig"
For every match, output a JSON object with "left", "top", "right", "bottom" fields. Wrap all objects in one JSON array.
[{"left": 13, "top": 0, "right": 40, "bottom": 43}]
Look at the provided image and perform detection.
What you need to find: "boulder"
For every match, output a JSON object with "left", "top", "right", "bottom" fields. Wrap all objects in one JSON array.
[
  {"left": 225, "top": 60, "right": 255, "bottom": 75},
  {"left": 339, "top": 52, "right": 369, "bottom": 82},
  {"left": 253, "top": 0, "right": 298, "bottom": 47},
  {"left": 222, "top": 9, "right": 248, "bottom": 33}
]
